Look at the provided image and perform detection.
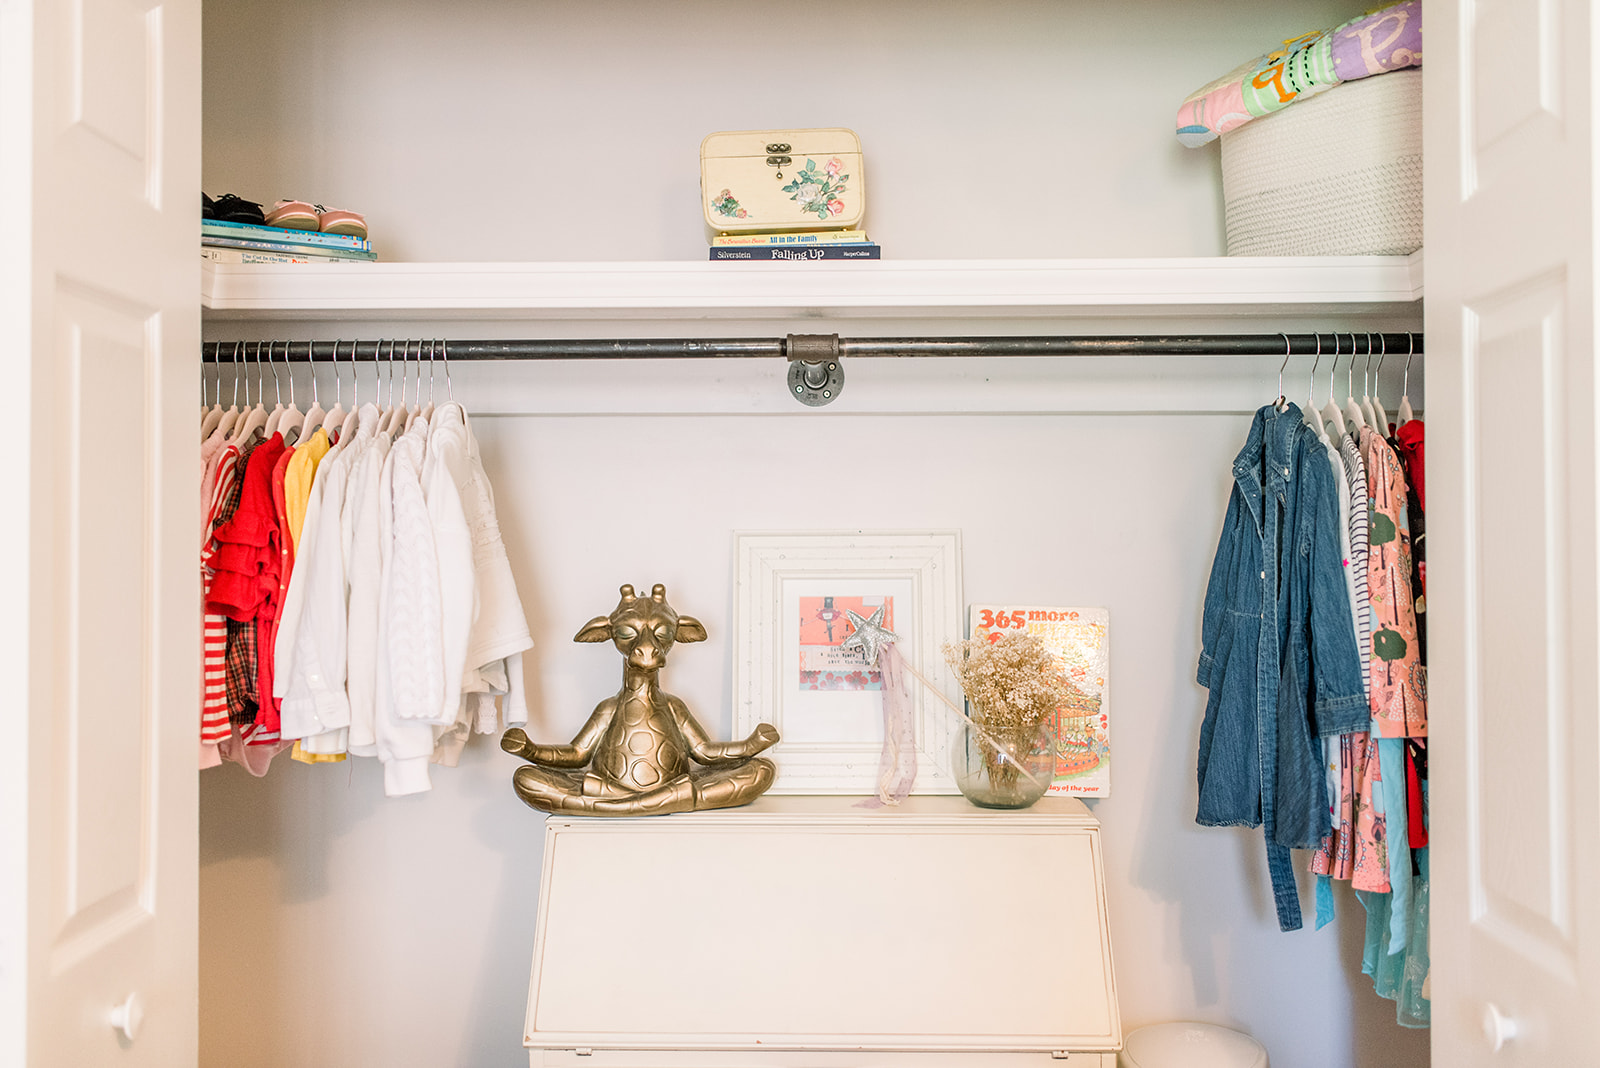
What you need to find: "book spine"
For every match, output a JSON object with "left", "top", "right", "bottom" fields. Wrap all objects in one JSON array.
[
  {"left": 712, "top": 231, "right": 871, "bottom": 247},
  {"left": 201, "top": 246, "right": 374, "bottom": 265},
  {"left": 202, "top": 236, "right": 377, "bottom": 260},
  {"left": 709, "top": 244, "right": 880, "bottom": 261},
  {"left": 201, "top": 220, "right": 369, "bottom": 251}
]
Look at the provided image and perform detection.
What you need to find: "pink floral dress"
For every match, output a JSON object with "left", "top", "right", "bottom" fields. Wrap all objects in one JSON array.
[{"left": 1361, "top": 427, "right": 1426, "bottom": 737}]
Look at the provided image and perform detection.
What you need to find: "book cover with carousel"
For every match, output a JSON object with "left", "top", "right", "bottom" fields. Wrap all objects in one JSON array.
[{"left": 969, "top": 605, "right": 1111, "bottom": 797}]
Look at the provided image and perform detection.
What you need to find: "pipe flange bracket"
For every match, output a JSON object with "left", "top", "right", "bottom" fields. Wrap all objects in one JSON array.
[{"left": 786, "top": 334, "right": 843, "bottom": 406}]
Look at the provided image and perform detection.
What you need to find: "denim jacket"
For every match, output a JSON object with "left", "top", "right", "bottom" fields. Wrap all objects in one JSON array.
[{"left": 1196, "top": 402, "right": 1368, "bottom": 930}]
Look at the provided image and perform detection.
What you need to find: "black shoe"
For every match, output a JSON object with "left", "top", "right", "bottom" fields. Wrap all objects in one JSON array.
[{"left": 206, "top": 193, "right": 266, "bottom": 225}]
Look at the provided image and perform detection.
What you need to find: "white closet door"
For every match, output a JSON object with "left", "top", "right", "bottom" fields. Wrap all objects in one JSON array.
[
  {"left": 0, "top": 0, "right": 201, "bottom": 1064},
  {"left": 1426, "top": 0, "right": 1600, "bottom": 1064}
]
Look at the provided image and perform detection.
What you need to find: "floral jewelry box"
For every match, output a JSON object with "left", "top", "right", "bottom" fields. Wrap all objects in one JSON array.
[{"left": 700, "top": 128, "right": 865, "bottom": 234}]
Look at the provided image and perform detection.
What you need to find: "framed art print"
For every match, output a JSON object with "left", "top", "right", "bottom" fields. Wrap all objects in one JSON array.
[{"left": 732, "top": 531, "right": 963, "bottom": 794}]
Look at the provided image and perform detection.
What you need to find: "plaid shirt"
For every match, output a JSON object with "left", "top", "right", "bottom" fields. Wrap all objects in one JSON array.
[{"left": 225, "top": 617, "right": 260, "bottom": 732}]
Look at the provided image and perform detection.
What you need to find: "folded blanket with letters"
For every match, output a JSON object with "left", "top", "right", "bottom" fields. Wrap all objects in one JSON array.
[{"left": 1175, "top": 1, "right": 1421, "bottom": 148}]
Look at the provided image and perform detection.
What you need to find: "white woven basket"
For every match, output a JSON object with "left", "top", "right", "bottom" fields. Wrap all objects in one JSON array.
[{"left": 1220, "top": 68, "right": 1422, "bottom": 257}]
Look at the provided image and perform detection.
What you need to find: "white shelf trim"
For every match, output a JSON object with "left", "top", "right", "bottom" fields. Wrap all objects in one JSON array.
[{"left": 201, "top": 252, "right": 1423, "bottom": 321}]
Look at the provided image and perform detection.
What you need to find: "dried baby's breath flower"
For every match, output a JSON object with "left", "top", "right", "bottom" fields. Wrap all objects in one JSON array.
[{"left": 943, "top": 631, "right": 1072, "bottom": 787}]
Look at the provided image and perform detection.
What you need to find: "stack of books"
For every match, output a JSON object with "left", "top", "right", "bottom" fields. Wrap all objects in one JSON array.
[
  {"left": 708, "top": 230, "right": 880, "bottom": 261},
  {"left": 202, "top": 219, "right": 376, "bottom": 264}
]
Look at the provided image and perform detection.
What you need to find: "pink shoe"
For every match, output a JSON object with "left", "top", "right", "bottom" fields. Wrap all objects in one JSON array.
[
  {"left": 315, "top": 206, "right": 367, "bottom": 239},
  {"left": 264, "top": 199, "right": 319, "bottom": 231}
]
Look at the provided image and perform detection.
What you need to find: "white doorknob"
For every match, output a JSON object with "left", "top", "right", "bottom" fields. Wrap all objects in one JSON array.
[
  {"left": 1481, "top": 1002, "right": 1518, "bottom": 1051},
  {"left": 109, "top": 992, "right": 144, "bottom": 1043}
]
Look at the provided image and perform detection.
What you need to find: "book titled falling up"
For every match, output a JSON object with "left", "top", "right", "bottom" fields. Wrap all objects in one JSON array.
[
  {"left": 709, "top": 243, "right": 880, "bottom": 261},
  {"left": 969, "top": 605, "right": 1111, "bottom": 797}
]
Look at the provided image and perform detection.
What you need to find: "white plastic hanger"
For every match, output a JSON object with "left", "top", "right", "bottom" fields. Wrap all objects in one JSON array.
[
  {"left": 201, "top": 355, "right": 224, "bottom": 438},
  {"left": 1321, "top": 334, "right": 1348, "bottom": 439},
  {"left": 275, "top": 343, "right": 306, "bottom": 445},
  {"left": 1342, "top": 333, "right": 1368, "bottom": 433},
  {"left": 1301, "top": 334, "right": 1328, "bottom": 441},
  {"left": 402, "top": 340, "right": 423, "bottom": 434},
  {"left": 418, "top": 339, "right": 437, "bottom": 424},
  {"left": 336, "top": 339, "right": 361, "bottom": 443},
  {"left": 1273, "top": 336, "right": 1291, "bottom": 412},
  {"left": 230, "top": 340, "right": 271, "bottom": 444},
  {"left": 205, "top": 341, "right": 243, "bottom": 439},
  {"left": 403, "top": 337, "right": 422, "bottom": 428},
  {"left": 301, "top": 341, "right": 327, "bottom": 439},
  {"left": 317, "top": 339, "right": 347, "bottom": 440},
  {"left": 380, "top": 339, "right": 405, "bottom": 437},
  {"left": 403, "top": 339, "right": 425, "bottom": 434},
  {"left": 1370, "top": 334, "right": 1392, "bottom": 433},
  {"left": 1398, "top": 333, "right": 1417, "bottom": 425},
  {"left": 1359, "top": 334, "right": 1380, "bottom": 430},
  {"left": 262, "top": 342, "right": 289, "bottom": 439},
  {"left": 218, "top": 342, "right": 245, "bottom": 439}
]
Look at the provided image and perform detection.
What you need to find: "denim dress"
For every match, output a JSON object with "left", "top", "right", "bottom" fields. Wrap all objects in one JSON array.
[{"left": 1196, "top": 402, "right": 1368, "bottom": 930}]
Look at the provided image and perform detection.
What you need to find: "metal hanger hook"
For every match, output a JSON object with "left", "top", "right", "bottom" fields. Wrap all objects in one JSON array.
[
  {"left": 441, "top": 339, "right": 454, "bottom": 400},
  {"left": 384, "top": 338, "right": 395, "bottom": 407},
  {"left": 1308, "top": 333, "right": 1322, "bottom": 403},
  {"left": 1403, "top": 332, "right": 1415, "bottom": 397},
  {"left": 1374, "top": 333, "right": 1388, "bottom": 399},
  {"left": 1276, "top": 333, "right": 1291, "bottom": 408},
  {"left": 231, "top": 340, "right": 242, "bottom": 407},
  {"left": 427, "top": 338, "right": 437, "bottom": 405},
  {"left": 256, "top": 340, "right": 271, "bottom": 407},
  {"left": 1329, "top": 333, "right": 1342, "bottom": 401},
  {"left": 330, "top": 340, "right": 341, "bottom": 407},
  {"left": 1345, "top": 333, "right": 1357, "bottom": 401},
  {"left": 1362, "top": 333, "right": 1374, "bottom": 396},
  {"left": 400, "top": 339, "right": 411, "bottom": 408}
]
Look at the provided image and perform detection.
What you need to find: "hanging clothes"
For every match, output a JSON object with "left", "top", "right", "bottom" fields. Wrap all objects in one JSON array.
[
  {"left": 1199, "top": 377, "right": 1428, "bottom": 1024},
  {"left": 206, "top": 364, "right": 534, "bottom": 797},
  {"left": 1196, "top": 401, "right": 1369, "bottom": 931}
]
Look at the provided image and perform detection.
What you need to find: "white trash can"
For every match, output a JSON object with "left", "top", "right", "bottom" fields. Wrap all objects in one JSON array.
[{"left": 1120, "top": 1022, "right": 1268, "bottom": 1068}]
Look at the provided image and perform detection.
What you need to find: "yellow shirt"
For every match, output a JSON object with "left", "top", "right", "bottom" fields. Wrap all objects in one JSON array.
[{"left": 283, "top": 427, "right": 331, "bottom": 552}]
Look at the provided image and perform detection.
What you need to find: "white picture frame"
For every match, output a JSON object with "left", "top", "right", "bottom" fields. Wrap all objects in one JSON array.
[{"left": 732, "top": 530, "right": 964, "bottom": 794}]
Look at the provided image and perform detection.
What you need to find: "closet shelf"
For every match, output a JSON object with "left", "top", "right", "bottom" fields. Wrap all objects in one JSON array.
[{"left": 200, "top": 252, "right": 1423, "bottom": 323}]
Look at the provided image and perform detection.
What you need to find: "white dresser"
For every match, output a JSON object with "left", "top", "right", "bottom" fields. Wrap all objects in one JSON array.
[{"left": 525, "top": 796, "right": 1120, "bottom": 1067}]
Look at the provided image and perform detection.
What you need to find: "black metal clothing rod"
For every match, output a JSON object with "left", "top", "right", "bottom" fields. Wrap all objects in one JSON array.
[{"left": 200, "top": 332, "right": 1424, "bottom": 363}]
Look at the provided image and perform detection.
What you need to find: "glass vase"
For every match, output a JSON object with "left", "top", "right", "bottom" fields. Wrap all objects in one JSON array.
[{"left": 952, "top": 718, "right": 1055, "bottom": 809}]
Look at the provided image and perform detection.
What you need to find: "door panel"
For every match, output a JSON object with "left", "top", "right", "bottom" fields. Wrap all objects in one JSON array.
[
  {"left": 1463, "top": 277, "right": 1580, "bottom": 981},
  {"left": 1428, "top": 0, "right": 1599, "bottom": 1063},
  {"left": 6, "top": 0, "right": 201, "bottom": 1062},
  {"left": 49, "top": 293, "right": 156, "bottom": 969}
]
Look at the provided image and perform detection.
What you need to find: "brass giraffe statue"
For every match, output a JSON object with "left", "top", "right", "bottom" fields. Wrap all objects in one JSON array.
[{"left": 501, "top": 584, "right": 779, "bottom": 816}]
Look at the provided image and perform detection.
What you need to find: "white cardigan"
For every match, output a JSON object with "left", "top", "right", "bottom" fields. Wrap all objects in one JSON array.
[{"left": 274, "top": 404, "right": 375, "bottom": 743}]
